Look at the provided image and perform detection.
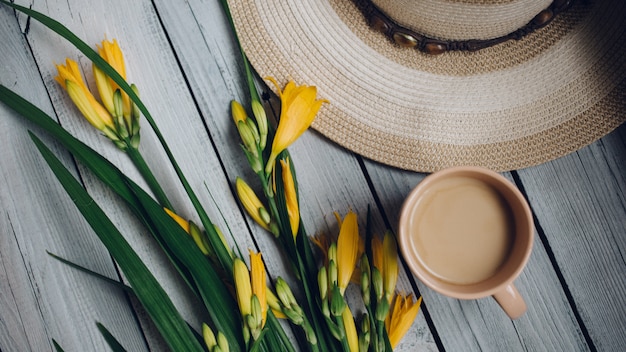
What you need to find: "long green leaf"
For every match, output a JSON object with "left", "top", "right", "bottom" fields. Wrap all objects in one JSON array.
[
  {"left": 47, "top": 251, "right": 133, "bottom": 293},
  {"left": 52, "top": 339, "right": 65, "bottom": 352},
  {"left": 30, "top": 133, "right": 204, "bottom": 352},
  {"left": 96, "top": 323, "right": 129, "bottom": 352}
]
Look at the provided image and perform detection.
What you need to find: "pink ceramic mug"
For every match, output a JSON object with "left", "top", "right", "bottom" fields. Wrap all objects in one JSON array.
[{"left": 398, "top": 166, "right": 533, "bottom": 319}]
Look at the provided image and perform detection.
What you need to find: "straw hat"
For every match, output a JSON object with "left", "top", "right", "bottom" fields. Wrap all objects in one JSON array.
[{"left": 227, "top": 0, "right": 626, "bottom": 172}]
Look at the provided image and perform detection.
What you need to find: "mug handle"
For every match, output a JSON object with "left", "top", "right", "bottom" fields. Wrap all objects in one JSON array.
[{"left": 493, "top": 283, "right": 527, "bottom": 319}]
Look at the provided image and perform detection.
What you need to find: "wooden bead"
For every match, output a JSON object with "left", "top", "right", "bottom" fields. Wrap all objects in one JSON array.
[
  {"left": 393, "top": 32, "right": 418, "bottom": 48},
  {"left": 552, "top": 0, "right": 572, "bottom": 11},
  {"left": 370, "top": 15, "right": 390, "bottom": 34},
  {"left": 424, "top": 42, "right": 447, "bottom": 55},
  {"left": 533, "top": 9, "right": 554, "bottom": 27}
]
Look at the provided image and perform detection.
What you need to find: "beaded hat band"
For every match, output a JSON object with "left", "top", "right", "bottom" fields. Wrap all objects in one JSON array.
[{"left": 362, "top": 0, "right": 575, "bottom": 54}]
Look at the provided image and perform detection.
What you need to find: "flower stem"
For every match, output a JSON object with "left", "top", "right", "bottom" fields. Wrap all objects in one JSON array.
[{"left": 126, "top": 145, "right": 173, "bottom": 210}]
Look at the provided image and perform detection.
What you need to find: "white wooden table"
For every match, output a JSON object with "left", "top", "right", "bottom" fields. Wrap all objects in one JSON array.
[{"left": 1, "top": 1, "right": 625, "bottom": 351}]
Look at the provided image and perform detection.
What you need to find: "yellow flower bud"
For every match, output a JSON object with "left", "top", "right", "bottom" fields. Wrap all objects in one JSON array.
[
  {"left": 233, "top": 258, "right": 252, "bottom": 317},
  {"left": 280, "top": 158, "right": 299, "bottom": 238},
  {"left": 342, "top": 306, "right": 359, "bottom": 352},
  {"left": 235, "top": 178, "right": 270, "bottom": 231},
  {"left": 97, "top": 39, "right": 130, "bottom": 119},
  {"left": 231, "top": 100, "right": 247, "bottom": 125},
  {"left": 336, "top": 211, "right": 360, "bottom": 294},
  {"left": 249, "top": 250, "right": 267, "bottom": 327}
]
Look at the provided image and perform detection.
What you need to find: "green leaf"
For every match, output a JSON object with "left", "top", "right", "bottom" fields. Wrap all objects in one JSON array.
[
  {"left": 52, "top": 339, "right": 65, "bottom": 352},
  {"left": 96, "top": 323, "right": 129, "bottom": 352},
  {"left": 47, "top": 251, "right": 133, "bottom": 293},
  {"left": 30, "top": 133, "right": 204, "bottom": 352}
]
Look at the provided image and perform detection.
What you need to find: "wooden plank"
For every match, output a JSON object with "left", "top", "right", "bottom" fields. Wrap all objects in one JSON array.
[
  {"left": 0, "top": 4, "right": 150, "bottom": 351},
  {"left": 516, "top": 124, "right": 626, "bottom": 351},
  {"left": 363, "top": 161, "right": 591, "bottom": 351}
]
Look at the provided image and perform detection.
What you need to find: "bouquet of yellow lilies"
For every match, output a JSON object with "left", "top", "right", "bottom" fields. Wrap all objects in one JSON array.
[{"left": 0, "top": 1, "right": 421, "bottom": 351}]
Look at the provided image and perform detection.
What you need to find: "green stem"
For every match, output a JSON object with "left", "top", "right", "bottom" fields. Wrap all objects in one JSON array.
[
  {"left": 376, "top": 321, "right": 385, "bottom": 352},
  {"left": 125, "top": 146, "right": 173, "bottom": 210}
]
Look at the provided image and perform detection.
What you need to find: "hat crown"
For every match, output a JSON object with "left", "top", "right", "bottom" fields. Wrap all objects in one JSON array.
[{"left": 371, "top": 0, "right": 553, "bottom": 40}]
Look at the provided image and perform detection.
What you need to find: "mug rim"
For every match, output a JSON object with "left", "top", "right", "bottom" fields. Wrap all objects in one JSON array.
[{"left": 398, "top": 166, "right": 534, "bottom": 299}]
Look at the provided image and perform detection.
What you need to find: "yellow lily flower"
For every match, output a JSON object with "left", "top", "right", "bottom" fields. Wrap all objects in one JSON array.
[
  {"left": 342, "top": 306, "right": 359, "bottom": 352},
  {"left": 55, "top": 58, "right": 115, "bottom": 132},
  {"left": 382, "top": 232, "right": 399, "bottom": 303},
  {"left": 371, "top": 232, "right": 398, "bottom": 303},
  {"left": 95, "top": 39, "right": 130, "bottom": 118},
  {"left": 385, "top": 294, "right": 422, "bottom": 348},
  {"left": 235, "top": 177, "right": 270, "bottom": 231},
  {"left": 336, "top": 211, "right": 360, "bottom": 294},
  {"left": 280, "top": 158, "right": 299, "bottom": 238},
  {"left": 265, "top": 77, "right": 327, "bottom": 173},
  {"left": 249, "top": 250, "right": 267, "bottom": 327}
]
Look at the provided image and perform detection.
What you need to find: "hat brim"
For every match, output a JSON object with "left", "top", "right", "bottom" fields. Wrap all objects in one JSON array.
[{"left": 228, "top": 0, "right": 626, "bottom": 172}]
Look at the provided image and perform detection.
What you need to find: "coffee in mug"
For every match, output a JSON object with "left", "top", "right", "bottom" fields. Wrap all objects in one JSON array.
[{"left": 399, "top": 166, "right": 533, "bottom": 319}]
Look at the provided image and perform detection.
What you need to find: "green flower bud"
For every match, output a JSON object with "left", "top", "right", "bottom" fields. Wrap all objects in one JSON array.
[
  {"left": 202, "top": 323, "right": 217, "bottom": 350},
  {"left": 251, "top": 295, "right": 262, "bottom": 331},
  {"left": 282, "top": 307, "right": 304, "bottom": 325},
  {"left": 189, "top": 221, "right": 211, "bottom": 256},
  {"left": 217, "top": 332, "right": 230, "bottom": 352},
  {"left": 237, "top": 121, "right": 258, "bottom": 157},
  {"left": 130, "top": 84, "right": 141, "bottom": 124},
  {"left": 372, "top": 267, "right": 383, "bottom": 301},
  {"left": 275, "top": 277, "right": 296, "bottom": 307},
  {"left": 328, "top": 260, "right": 338, "bottom": 287},
  {"left": 330, "top": 286, "right": 346, "bottom": 317},
  {"left": 318, "top": 266, "right": 328, "bottom": 300},
  {"left": 322, "top": 296, "right": 330, "bottom": 318},
  {"left": 113, "top": 89, "right": 129, "bottom": 138},
  {"left": 328, "top": 243, "right": 337, "bottom": 264},
  {"left": 375, "top": 296, "right": 390, "bottom": 322},
  {"left": 251, "top": 99, "right": 268, "bottom": 149},
  {"left": 324, "top": 315, "right": 344, "bottom": 340},
  {"left": 245, "top": 117, "right": 260, "bottom": 144},
  {"left": 258, "top": 206, "right": 271, "bottom": 226}
]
